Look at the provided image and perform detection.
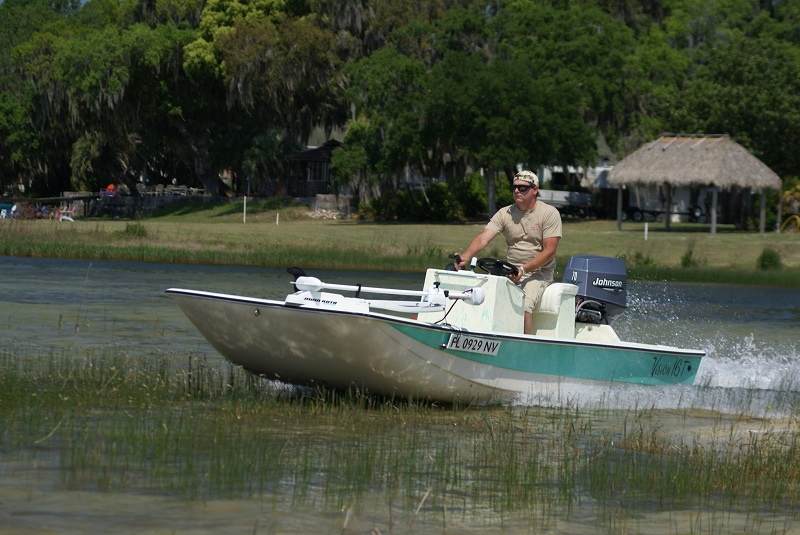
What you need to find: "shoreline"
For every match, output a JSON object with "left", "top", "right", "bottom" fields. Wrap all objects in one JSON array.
[{"left": 1, "top": 213, "right": 798, "bottom": 287}]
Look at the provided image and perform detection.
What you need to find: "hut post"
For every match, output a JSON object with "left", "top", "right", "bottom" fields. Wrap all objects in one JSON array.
[
  {"left": 710, "top": 187, "right": 718, "bottom": 234},
  {"left": 759, "top": 189, "right": 767, "bottom": 234},
  {"left": 740, "top": 188, "right": 751, "bottom": 230},
  {"left": 664, "top": 183, "right": 672, "bottom": 231}
]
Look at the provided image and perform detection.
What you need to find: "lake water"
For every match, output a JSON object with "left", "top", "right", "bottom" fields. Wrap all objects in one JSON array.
[
  {"left": 1, "top": 255, "right": 799, "bottom": 533},
  {"left": 2, "top": 255, "right": 797, "bottom": 414}
]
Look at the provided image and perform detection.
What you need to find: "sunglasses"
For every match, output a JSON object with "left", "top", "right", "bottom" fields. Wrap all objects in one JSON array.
[{"left": 512, "top": 184, "right": 534, "bottom": 192}]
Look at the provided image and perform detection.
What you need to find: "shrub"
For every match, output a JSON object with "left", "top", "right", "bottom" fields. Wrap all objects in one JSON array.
[
  {"left": 756, "top": 248, "right": 782, "bottom": 270},
  {"left": 681, "top": 242, "right": 703, "bottom": 268},
  {"left": 361, "top": 183, "right": 466, "bottom": 222},
  {"left": 359, "top": 172, "right": 516, "bottom": 222},
  {"left": 681, "top": 249, "right": 696, "bottom": 268},
  {"left": 450, "top": 172, "right": 488, "bottom": 220},
  {"left": 424, "top": 182, "right": 463, "bottom": 221},
  {"left": 619, "top": 251, "right": 655, "bottom": 267},
  {"left": 356, "top": 201, "right": 376, "bottom": 221},
  {"left": 122, "top": 222, "right": 147, "bottom": 238}
]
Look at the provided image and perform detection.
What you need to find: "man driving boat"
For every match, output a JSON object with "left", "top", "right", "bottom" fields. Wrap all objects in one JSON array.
[{"left": 455, "top": 170, "right": 562, "bottom": 334}]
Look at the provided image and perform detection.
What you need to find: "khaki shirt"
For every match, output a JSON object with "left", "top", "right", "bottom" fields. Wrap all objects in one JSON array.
[{"left": 485, "top": 201, "right": 562, "bottom": 276}]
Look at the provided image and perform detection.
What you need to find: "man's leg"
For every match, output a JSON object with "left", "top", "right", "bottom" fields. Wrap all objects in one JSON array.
[
  {"left": 521, "top": 278, "right": 551, "bottom": 335},
  {"left": 524, "top": 312, "right": 533, "bottom": 334}
]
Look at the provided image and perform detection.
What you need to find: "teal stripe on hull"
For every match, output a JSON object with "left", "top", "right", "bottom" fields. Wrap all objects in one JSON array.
[{"left": 390, "top": 323, "right": 700, "bottom": 386}]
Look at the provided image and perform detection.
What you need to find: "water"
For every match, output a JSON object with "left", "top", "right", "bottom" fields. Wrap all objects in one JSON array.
[
  {"left": 1, "top": 256, "right": 799, "bottom": 533},
  {"left": 3, "top": 255, "right": 795, "bottom": 414},
  {"left": 522, "top": 280, "right": 800, "bottom": 416}
]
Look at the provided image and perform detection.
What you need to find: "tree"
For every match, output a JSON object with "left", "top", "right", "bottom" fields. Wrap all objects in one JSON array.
[
  {"left": 0, "top": 0, "right": 73, "bottom": 195},
  {"left": 494, "top": 0, "right": 635, "bottom": 158},
  {"left": 663, "top": 34, "right": 800, "bottom": 179},
  {"left": 342, "top": 1, "right": 609, "bottom": 214},
  {"left": 4, "top": 0, "right": 800, "bottom": 204},
  {"left": 336, "top": 46, "right": 427, "bottom": 200},
  {"left": 217, "top": 15, "right": 348, "bottom": 145},
  {"left": 331, "top": 116, "right": 374, "bottom": 203}
]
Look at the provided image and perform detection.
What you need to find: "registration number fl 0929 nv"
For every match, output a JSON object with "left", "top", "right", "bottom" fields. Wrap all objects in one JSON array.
[{"left": 445, "top": 334, "right": 501, "bottom": 356}]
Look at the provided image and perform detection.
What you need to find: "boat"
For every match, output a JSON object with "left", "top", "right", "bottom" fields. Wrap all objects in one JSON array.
[{"left": 167, "top": 255, "right": 704, "bottom": 404}]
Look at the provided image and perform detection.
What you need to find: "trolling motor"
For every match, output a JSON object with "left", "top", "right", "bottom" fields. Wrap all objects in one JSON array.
[{"left": 286, "top": 274, "right": 486, "bottom": 314}]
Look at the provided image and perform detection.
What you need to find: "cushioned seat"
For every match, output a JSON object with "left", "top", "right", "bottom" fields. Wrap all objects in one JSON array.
[
  {"left": 531, "top": 283, "right": 579, "bottom": 338},
  {"left": 535, "top": 283, "right": 578, "bottom": 314}
]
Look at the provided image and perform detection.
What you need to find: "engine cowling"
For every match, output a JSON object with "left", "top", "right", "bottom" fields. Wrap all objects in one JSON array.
[{"left": 562, "top": 255, "right": 627, "bottom": 324}]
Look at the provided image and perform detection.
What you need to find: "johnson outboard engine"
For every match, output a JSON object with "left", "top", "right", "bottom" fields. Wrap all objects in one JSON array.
[{"left": 562, "top": 255, "right": 627, "bottom": 324}]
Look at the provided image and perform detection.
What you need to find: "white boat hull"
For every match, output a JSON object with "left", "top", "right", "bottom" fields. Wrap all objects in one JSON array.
[{"left": 168, "top": 288, "right": 704, "bottom": 403}]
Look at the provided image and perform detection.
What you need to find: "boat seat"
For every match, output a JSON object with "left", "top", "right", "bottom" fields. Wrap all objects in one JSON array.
[{"left": 531, "top": 283, "right": 578, "bottom": 339}]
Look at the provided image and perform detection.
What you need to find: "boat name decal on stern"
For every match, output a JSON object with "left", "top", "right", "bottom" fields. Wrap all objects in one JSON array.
[
  {"left": 446, "top": 334, "right": 501, "bottom": 356},
  {"left": 650, "top": 356, "right": 693, "bottom": 377}
]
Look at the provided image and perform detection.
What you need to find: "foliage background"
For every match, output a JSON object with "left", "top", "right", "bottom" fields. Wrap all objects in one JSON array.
[{"left": 1, "top": 0, "right": 799, "bottom": 220}]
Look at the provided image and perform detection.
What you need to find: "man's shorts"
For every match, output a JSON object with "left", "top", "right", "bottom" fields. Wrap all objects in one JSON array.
[{"left": 519, "top": 276, "right": 553, "bottom": 314}]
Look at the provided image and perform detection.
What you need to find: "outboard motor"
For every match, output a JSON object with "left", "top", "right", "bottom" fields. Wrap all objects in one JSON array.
[{"left": 562, "top": 255, "right": 627, "bottom": 324}]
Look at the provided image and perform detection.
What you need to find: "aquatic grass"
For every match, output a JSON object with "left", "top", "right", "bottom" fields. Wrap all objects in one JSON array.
[
  {"left": 687, "top": 375, "right": 800, "bottom": 418},
  {"left": 2, "top": 348, "right": 800, "bottom": 531},
  {"left": 586, "top": 410, "right": 800, "bottom": 517}
]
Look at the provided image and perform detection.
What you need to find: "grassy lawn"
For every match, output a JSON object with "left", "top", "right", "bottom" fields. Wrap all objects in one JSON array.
[{"left": 1, "top": 198, "right": 798, "bottom": 285}]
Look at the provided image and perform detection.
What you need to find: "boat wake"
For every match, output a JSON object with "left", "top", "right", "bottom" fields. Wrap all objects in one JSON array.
[
  {"left": 516, "top": 282, "right": 799, "bottom": 418},
  {"left": 516, "top": 350, "right": 799, "bottom": 418}
]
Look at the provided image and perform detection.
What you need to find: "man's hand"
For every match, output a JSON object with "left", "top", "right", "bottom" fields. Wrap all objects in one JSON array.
[{"left": 509, "top": 266, "right": 523, "bottom": 283}]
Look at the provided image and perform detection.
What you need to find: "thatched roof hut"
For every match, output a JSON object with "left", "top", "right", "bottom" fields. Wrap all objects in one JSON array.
[
  {"left": 608, "top": 134, "right": 780, "bottom": 190},
  {"left": 608, "top": 134, "right": 781, "bottom": 232}
]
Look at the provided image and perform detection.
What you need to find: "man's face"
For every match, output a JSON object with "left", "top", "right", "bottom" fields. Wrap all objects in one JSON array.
[{"left": 512, "top": 182, "right": 536, "bottom": 205}]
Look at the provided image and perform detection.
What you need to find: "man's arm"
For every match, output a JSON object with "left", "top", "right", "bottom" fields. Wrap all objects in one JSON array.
[
  {"left": 511, "top": 236, "right": 560, "bottom": 282},
  {"left": 456, "top": 228, "right": 497, "bottom": 269}
]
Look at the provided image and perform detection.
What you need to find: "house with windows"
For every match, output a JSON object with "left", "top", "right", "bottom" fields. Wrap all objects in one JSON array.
[{"left": 286, "top": 139, "right": 341, "bottom": 197}]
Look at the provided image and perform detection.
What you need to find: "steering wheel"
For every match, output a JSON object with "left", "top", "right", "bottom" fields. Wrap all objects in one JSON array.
[{"left": 476, "top": 258, "right": 519, "bottom": 277}]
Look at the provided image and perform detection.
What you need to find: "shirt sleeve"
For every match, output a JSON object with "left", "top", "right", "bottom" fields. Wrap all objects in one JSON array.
[
  {"left": 542, "top": 206, "right": 563, "bottom": 239},
  {"left": 485, "top": 207, "right": 507, "bottom": 235}
]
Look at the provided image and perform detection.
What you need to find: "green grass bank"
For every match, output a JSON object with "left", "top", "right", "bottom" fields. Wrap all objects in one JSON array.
[{"left": 1, "top": 198, "right": 798, "bottom": 286}]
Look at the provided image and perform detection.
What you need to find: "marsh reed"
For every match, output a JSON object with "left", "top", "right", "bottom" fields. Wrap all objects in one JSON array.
[{"left": 1, "top": 346, "right": 799, "bottom": 531}]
